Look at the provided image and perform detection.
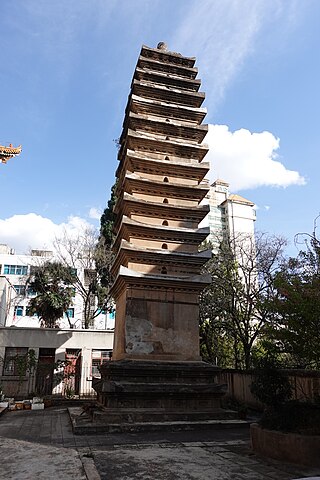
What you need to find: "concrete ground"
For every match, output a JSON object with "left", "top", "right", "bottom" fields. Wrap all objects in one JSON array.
[{"left": 0, "top": 406, "right": 320, "bottom": 480}]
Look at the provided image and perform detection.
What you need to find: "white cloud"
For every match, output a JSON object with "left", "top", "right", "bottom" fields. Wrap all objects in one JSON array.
[
  {"left": 0, "top": 213, "right": 94, "bottom": 254},
  {"left": 88, "top": 207, "right": 102, "bottom": 220},
  {"left": 172, "top": 0, "right": 299, "bottom": 109},
  {"left": 206, "top": 124, "right": 305, "bottom": 191}
]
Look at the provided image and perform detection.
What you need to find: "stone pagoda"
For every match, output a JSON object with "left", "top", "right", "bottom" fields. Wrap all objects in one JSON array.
[{"left": 92, "top": 42, "right": 227, "bottom": 430}]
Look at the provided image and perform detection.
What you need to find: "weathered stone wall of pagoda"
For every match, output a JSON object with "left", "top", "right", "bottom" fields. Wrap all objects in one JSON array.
[{"left": 110, "top": 43, "right": 211, "bottom": 362}]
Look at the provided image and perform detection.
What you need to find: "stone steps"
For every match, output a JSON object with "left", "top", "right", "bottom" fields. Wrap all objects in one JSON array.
[{"left": 68, "top": 407, "right": 249, "bottom": 435}]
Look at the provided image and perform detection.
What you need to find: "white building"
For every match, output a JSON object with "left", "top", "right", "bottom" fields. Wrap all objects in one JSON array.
[
  {"left": 207, "top": 179, "right": 256, "bottom": 249},
  {"left": 0, "top": 244, "right": 115, "bottom": 330},
  {"left": 0, "top": 276, "right": 16, "bottom": 327},
  {"left": 0, "top": 327, "right": 114, "bottom": 398},
  {"left": 0, "top": 244, "right": 115, "bottom": 399}
]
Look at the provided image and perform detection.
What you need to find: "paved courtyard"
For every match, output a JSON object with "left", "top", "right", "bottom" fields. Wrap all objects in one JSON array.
[{"left": 0, "top": 407, "right": 320, "bottom": 479}]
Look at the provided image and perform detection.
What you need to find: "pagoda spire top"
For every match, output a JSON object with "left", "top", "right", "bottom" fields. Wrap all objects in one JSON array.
[{"left": 157, "top": 41, "right": 168, "bottom": 51}]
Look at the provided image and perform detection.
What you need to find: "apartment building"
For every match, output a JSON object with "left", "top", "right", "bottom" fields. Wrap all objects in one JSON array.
[
  {"left": 207, "top": 179, "right": 256, "bottom": 249},
  {"left": 0, "top": 244, "right": 115, "bottom": 330}
]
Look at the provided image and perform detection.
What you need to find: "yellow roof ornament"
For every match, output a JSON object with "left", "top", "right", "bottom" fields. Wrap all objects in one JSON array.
[{"left": 0, "top": 144, "right": 22, "bottom": 164}]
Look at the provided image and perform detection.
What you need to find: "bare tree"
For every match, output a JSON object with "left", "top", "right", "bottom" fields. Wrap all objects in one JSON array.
[
  {"left": 200, "top": 232, "right": 287, "bottom": 369},
  {"left": 53, "top": 226, "right": 113, "bottom": 329}
]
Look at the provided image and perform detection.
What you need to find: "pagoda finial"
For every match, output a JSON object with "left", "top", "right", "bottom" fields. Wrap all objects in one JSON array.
[{"left": 157, "top": 41, "right": 168, "bottom": 51}]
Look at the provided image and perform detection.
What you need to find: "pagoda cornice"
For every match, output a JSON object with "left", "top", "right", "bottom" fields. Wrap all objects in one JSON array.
[
  {"left": 129, "top": 94, "right": 206, "bottom": 124},
  {"left": 110, "top": 265, "right": 211, "bottom": 300},
  {"left": 116, "top": 150, "right": 209, "bottom": 181},
  {"left": 116, "top": 173, "right": 209, "bottom": 202},
  {"left": 140, "top": 45, "right": 196, "bottom": 68},
  {"left": 138, "top": 57, "right": 197, "bottom": 80},
  {"left": 113, "top": 216, "right": 210, "bottom": 252},
  {"left": 118, "top": 129, "right": 208, "bottom": 161},
  {"left": 111, "top": 240, "right": 211, "bottom": 277},
  {"left": 132, "top": 79, "right": 205, "bottom": 108},
  {"left": 134, "top": 67, "right": 201, "bottom": 92},
  {"left": 120, "top": 112, "right": 208, "bottom": 145},
  {"left": 114, "top": 193, "right": 210, "bottom": 228}
]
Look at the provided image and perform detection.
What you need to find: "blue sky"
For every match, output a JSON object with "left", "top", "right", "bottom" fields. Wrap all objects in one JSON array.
[{"left": 0, "top": 0, "right": 319, "bottom": 255}]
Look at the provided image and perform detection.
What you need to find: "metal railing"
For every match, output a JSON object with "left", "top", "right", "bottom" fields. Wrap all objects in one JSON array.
[{"left": 1, "top": 363, "right": 97, "bottom": 399}]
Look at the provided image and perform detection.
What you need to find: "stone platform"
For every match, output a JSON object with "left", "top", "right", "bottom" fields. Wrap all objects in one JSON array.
[{"left": 72, "top": 359, "right": 239, "bottom": 433}]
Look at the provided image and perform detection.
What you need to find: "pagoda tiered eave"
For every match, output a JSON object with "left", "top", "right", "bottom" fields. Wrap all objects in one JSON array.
[
  {"left": 116, "top": 173, "right": 209, "bottom": 202},
  {"left": 119, "top": 112, "right": 208, "bottom": 145},
  {"left": 132, "top": 80, "right": 205, "bottom": 108},
  {"left": 129, "top": 95, "right": 207, "bottom": 124},
  {"left": 137, "top": 55, "right": 197, "bottom": 79},
  {"left": 116, "top": 150, "right": 209, "bottom": 181},
  {"left": 134, "top": 67, "right": 201, "bottom": 92},
  {"left": 111, "top": 240, "right": 211, "bottom": 277},
  {"left": 140, "top": 45, "right": 196, "bottom": 68},
  {"left": 113, "top": 193, "right": 210, "bottom": 227},
  {"left": 118, "top": 129, "right": 208, "bottom": 161},
  {"left": 110, "top": 265, "right": 211, "bottom": 300},
  {"left": 113, "top": 216, "right": 210, "bottom": 252}
]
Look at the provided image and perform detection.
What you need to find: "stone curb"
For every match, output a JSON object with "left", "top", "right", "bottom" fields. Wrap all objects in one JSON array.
[
  {"left": 0, "top": 407, "right": 8, "bottom": 417},
  {"left": 68, "top": 407, "right": 250, "bottom": 435},
  {"left": 78, "top": 449, "right": 101, "bottom": 480}
]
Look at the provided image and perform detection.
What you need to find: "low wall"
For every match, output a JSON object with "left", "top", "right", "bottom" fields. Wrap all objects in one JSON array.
[
  {"left": 251, "top": 423, "right": 320, "bottom": 466},
  {"left": 217, "top": 369, "right": 320, "bottom": 409}
]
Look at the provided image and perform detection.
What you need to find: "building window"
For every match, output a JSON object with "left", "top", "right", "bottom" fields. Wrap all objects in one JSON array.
[
  {"left": 162, "top": 220, "right": 168, "bottom": 226},
  {"left": 163, "top": 198, "right": 169, "bottom": 204},
  {"left": 161, "top": 243, "right": 168, "bottom": 249},
  {"left": 27, "top": 287, "right": 36, "bottom": 297},
  {"left": 4, "top": 265, "right": 28, "bottom": 275},
  {"left": 2, "top": 347, "right": 28, "bottom": 376},
  {"left": 13, "top": 285, "right": 26, "bottom": 296},
  {"left": 163, "top": 177, "right": 169, "bottom": 182},
  {"left": 14, "top": 306, "right": 24, "bottom": 317},
  {"left": 161, "top": 267, "right": 167, "bottom": 275},
  {"left": 65, "top": 308, "right": 75, "bottom": 318},
  {"left": 91, "top": 349, "right": 112, "bottom": 376}
]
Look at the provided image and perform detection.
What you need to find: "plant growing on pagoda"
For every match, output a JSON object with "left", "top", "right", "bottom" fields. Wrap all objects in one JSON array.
[
  {"left": 100, "top": 180, "right": 117, "bottom": 248},
  {"left": 98, "top": 180, "right": 117, "bottom": 290}
]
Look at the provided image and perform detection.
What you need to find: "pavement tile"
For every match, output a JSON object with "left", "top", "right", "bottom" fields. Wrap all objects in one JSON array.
[
  {"left": 1, "top": 406, "right": 320, "bottom": 480},
  {"left": 0, "top": 436, "right": 87, "bottom": 480}
]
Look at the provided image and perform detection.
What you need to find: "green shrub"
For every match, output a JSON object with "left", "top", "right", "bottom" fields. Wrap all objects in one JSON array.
[
  {"left": 260, "top": 400, "right": 320, "bottom": 434},
  {"left": 250, "top": 356, "right": 292, "bottom": 408}
]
